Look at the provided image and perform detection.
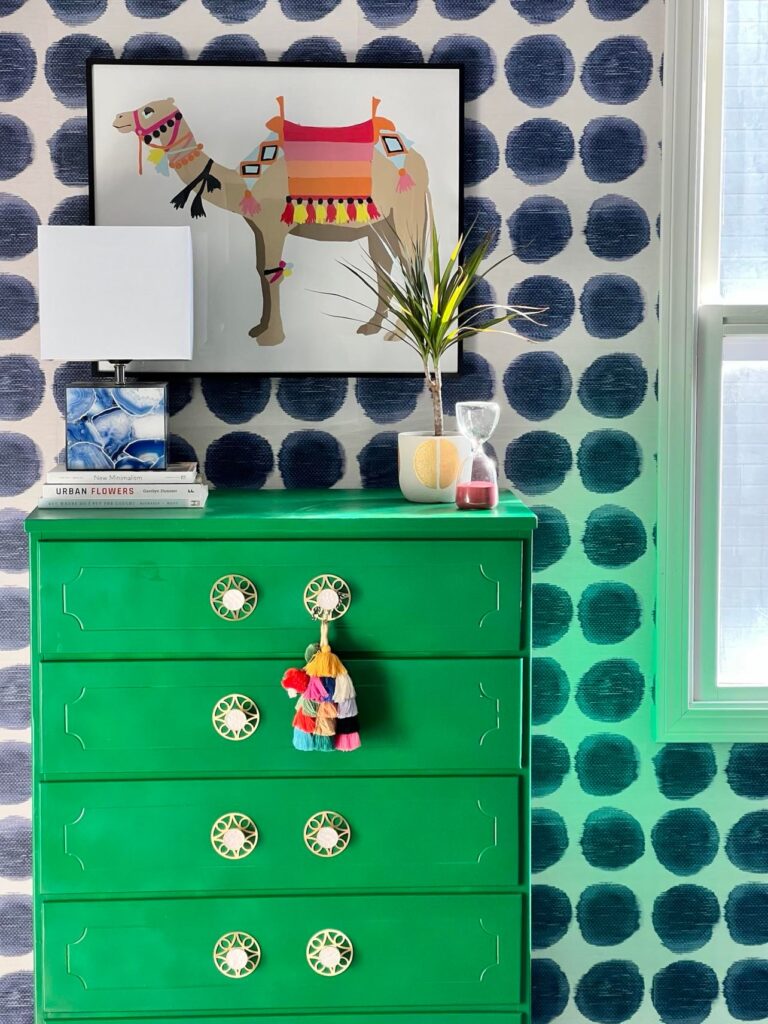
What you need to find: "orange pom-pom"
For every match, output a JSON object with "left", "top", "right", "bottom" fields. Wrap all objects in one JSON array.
[{"left": 282, "top": 667, "right": 309, "bottom": 697}]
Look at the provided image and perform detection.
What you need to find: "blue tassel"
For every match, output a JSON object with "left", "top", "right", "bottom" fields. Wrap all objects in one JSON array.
[
  {"left": 292, "top": 728, "right": 314, "bottom": 752},
  {"left": 314, "top": 735, "right": 334, "bottom": 752},
  {"left": 319, "top": 676, "right": 336, "bottom": 701}
]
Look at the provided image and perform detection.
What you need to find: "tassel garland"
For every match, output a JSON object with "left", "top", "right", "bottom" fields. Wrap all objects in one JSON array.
[
  {"left": 280, "top": 640, "right": 361, "bottom": 753},
  {"left": 279, "top": 196, "right": 382, "bottom": 226}
]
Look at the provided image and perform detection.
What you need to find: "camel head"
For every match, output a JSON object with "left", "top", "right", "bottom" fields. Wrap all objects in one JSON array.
[{"left": 113, "top": 97, "right": 185, "bottom": 139}]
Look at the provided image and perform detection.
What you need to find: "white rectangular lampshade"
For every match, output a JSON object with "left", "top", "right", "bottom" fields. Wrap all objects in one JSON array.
[{"left": 38, "top": 226, "right": 193, "bottom": 362}]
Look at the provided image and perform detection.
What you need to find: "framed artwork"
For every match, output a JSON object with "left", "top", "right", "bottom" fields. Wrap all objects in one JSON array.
[{"left": 87, "top": 59, "right": 463, "bottom": 375}]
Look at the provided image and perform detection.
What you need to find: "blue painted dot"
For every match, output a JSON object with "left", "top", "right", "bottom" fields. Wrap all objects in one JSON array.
[
  {"left": 578, "top": 353, "right": 648, "bottom": 418},
  {"left": 277, "top": 376, "right": 347, "bottom": 422},
  {"left": 0, "top": 510, "right": 25, "bottom": 573},
  {"left": 442, "top": 352, "right": 494, "bottom": 415},
  {"left": 0, "top": 588, "right": 28, "bottom": 651},
  {"left": 581, "top": 36, "right": 652, "bottom": 104},
  {"left": 505, "top": 431, "right": 572, "bottom": 495},
  {"left": 280, "top": 0, "right": 339, "bottom": 18},
  {"left": 654, "top": 744, "right": 716, "bottom": 800},
  {"left": 577, "top": 884, "right": 640, "bottom": 946},
  {"left": 726, "top": 884, "right": 768, "bottom": 946},
  {"left": 122, "top": 33, "right": 186, "bottom": 59},
  {"left": 0, "top": 894, "right": 31, "bottom": 956},
  {"left": 651, "top": 961, "right": 718, "bottom": 1024},
  {"left": 652, "top": 809, "right": 719, "bottom": 876},
  {"left": 464, "top": 117, "right": 499, "bottom": 186},
  {"left": 581, "top": 808, "right": 644, "bottom": 869},
  {"left": 52, "top": 361, "right": 89, "bottom": 414},
  {"left": 46, "top": 0, "right": 105, "bottom": 23},
  {"left": 576, "top": 961, "right": 643, "bottom": 1023},
  {"left": 0, "top": 666, "right": 27, "bottom": 730},
  {"left": 44, "top": 34, "right": 113, "bottom": 108},
  {"left": 506, "top": 118, "right": 574, "bottom": 184},
  {"left": 532, "top": 582, "right": 573, "bottom": 648},
  {"left": 0, "top": 115, "right": 33, "bottom": 181},
  {"left": 508, "top": 276, "right": 575, "bottom": 340},
  {"left": 0, "top": 195, "right": 38, "bottom": 260},
  {"left": 357, "top": 431, "right": 398, "bottom": 488},
  {"left": 510, "top": 0, "right": 573, "bottom": 23},
  {"left": 531, "top": 506, "right": 570, "bottom": 571},
  {"left": 357, "top": 36, "right": 422, "bottom": 63},
  {"left": 201, "top": 376, "right": 270, "bottom": 424},
  {"left": 0, "top": 742, "right": 29, "bottom": 803},
  {"left": 505, "top": 35, "right": 574, "bottom": 108},
  {"left": 0, "top": 33, "right": 35, "bottom": 100},
  {"left": 724, "top": 960, "right": 768, "bottom": 1022},
  {"left": 588, "top": 0, "right": 647, "bottom": 20},
  {"left": 48, "top": 117, "right": 88, "bottom": 187},
  {"left": 727, "top": 811, "right": 768, "bottom": 873},
  {"left": 532, "top": 807, "right": 568, "bottom": 872},
  {"left": 126, "top": 0, "right": 185, "bottom": 15},
  {"left": 577, "top": 430, "right": 642, "bottom": 493},
  {"left": 168, "top": 433, "right": 198, "bottom": 466},
  {"left": 431, "top": 35, "right": 494, "bottom": 101},
  {"left": 280, "top": 37, "right": 345, "bottom": 63},
  {"left": 579, "top": 581, "right": 641, "bottom": 645},
  {"left": 583, "top": 505, "right": 647, "bottom": 567},
  {"left": 653, "top": 885, "right": 720, "bottom": 953},
  {"left": 202, "top": 0, "right": 265, "bottom": 21},
  {"left": 585, "top": 195, "right": 650, "bottom": 260},
  {"left": 49, "top": 194, "right": 88, "bottom": 225},
  {"left": 0, "top": 356, "right": 44, "bottom": 420},
  {"left": 503, "top": 352, "right": 571, "bottom": 421},
  {"left": 0, "top": 970, "right": 32, "bottom": 1024},
  {"left": 727, "top": 744, "right": 768, "bottom": 799},
  {"left": 199, "top": 34, "right": 265, "bottom": 61},
  {"left": 357, "top": 0, "right": 415, "bottom": 26},
  {"left": 577, "top": 659, "right": 644, "bottom": 722},
  {"left": 580, "top": 116, "right": 646, "bottom": 183},
  {"left": 532, "top": 958, "right": 570, "bottom": 1024},
  {"left": 0, "top": 0, "right": 25, "bottom": 12},
  {"left": 532, "top": 656, "right": 569, "bottom": 725},
  {"left": 0, "top": 275, "right": 36, "bottom": 340},
  {"left": 533, "top": 885, "right": 572, "bottom": 949},
  {"left": 576, "top": 734, "right": 639, "bottom": 795},
  {"left": 463, "top": 196, "right": 501, "bottom": 256},
  {"left": 508, "top": 196, "right": 572, "bottom": 264},
  {"left": 531, "top": 734, "right": 570, "bottom": 796},
  {"left": 167, "top": 378, "right": 192, "bottom": 417},
  {"left": 462, "top": 274, "right": 495, "bottom": 328},
  {"left": 356, "top": 375, "right": 423, "bottom": 423},
  {"left": 581, "top": 275, "right": 644, "bottom": 339},
  {"left": 279, "top": 430, "right": 344, "bottom": 489},
  {"left": 435, "top": 0, "right": 494, "bottom": 19},
  {"left": 0, "top": 817, "right": 30, "bottom": 879},
  {"left": 204, "top": 432, "right": 274, "bottom": 489}
]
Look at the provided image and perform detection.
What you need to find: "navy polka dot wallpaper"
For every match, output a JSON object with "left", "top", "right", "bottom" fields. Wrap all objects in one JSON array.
[{"left": 0, "top": 2, "right": 765, "bottom": 1022}]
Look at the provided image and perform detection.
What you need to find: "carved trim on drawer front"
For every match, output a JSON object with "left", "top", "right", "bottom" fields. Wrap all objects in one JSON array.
[
  {"left": 477, "top": 564, "right": 501, "bottom": 628},
  {"left": 478, "top": 681, "right": 501, "bottom": 747},
  {"left": 62, "top": 567, "right": 86, "bottom": 629},
  {"left": 63, "top": 808, "right": 86, "bottom": 871},
  {"left": 64, "top": 688, "right": 87, "bottom": 750},
  {"left": 475, "top": 799, "right": 499, "bottom": 866},
  {"left": 66, "top": 928, "right": 89, "bottom": 990},
  {"left": 478, "top": 918, "right": 501, "bottom": 983}
]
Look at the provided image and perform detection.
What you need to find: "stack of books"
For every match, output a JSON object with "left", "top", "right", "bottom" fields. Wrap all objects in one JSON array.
[{"left": 38, "top": 462, "right": 208, "bottom": 509}]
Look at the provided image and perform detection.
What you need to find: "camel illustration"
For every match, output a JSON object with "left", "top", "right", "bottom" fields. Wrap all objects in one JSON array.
[{"left": 112, "top": 96, "right": 431, "bottom": 347}]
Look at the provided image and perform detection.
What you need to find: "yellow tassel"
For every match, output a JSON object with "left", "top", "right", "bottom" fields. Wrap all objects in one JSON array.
[
  {"left": 293, "top": 203, "right": 308, "bottom": 224},
  {"left": 316, "top": 202, "right": 327, "bottom": 223},
  {"left": 148, "top": 148, "right": 165, "bottom": 165},
  {"left": 356, "top": 202, "right": 369, "bottom": 223},
  {"left": 304, "top": 645, "right": 345, "bottom": 677},
  {"left": 336, "top": 203, "right": 349, "bottom": 224}
]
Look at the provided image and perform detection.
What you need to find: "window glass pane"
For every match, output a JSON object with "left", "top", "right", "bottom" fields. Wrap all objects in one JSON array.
[
  {"left": 718, "top": 335, "right": 768, "bottom": 684},
  {"left": 720, "top": 0, "right": 768, "bottom": 299}
]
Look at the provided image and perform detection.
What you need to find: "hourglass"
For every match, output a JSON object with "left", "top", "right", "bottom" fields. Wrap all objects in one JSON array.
[{"left": 455, "top": 401, "right": 500, "bottom": 510}]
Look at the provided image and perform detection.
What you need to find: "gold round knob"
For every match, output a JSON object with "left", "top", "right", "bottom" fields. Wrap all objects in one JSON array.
[
  {"left": 210, "top": 575, "right": 258, "bottom": 621},
  {"left": 212, "top": 694, "right": 260, "bottom": 741},
  {"left": 304, "top": 811, "right": 351, "bottom": 858},
  {"left": 303, "top": 575, "right": 351, "bottom": 622},
  {"left": 213, "top": 931, "right": 260, "bottom": 978},
  {"left": 306, "top": 929, "right": 353, "bottom": 976},
  {"left": 211, "top": 812, "right": 258, "bottom": 860}
]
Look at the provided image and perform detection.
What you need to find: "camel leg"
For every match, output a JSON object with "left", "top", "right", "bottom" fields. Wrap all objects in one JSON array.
[
  {"left": 357, "top": 228, "right": 394, "bottom": 336},
  {"left": 247, "top": 219, "right": 289, "bottom": 346}
]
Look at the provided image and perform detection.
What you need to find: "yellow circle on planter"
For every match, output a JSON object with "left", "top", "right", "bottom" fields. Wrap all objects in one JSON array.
[{"left": 412, "top": 438, "right": 460, "bottom": 488}]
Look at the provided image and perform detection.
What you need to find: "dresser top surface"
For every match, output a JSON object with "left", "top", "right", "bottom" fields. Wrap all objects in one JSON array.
[{"left": 26, "top": 488, "right": 536, "bottom": 540}]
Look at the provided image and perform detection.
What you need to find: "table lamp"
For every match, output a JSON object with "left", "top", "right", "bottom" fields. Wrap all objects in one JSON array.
[{"left": 38, "top": 225, "right": 193, "bottom": 471}]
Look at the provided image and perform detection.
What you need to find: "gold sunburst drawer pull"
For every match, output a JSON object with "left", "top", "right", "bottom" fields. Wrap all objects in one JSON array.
[
  {"left": 210, "top": 575, "right": 258, "bottom": 621},
  {"left": 211, "top": 812, "right": 259, "bottom": 860},
  {"left": 303, "top": 574, "right": 351, "bottom": 622},
  {"left": 212, "top": 693, "right": 260, "bottom": 741},
  {"left": 306, "top": 928, "right": 353, "bottom": 976},
  {"left": 304, "top": 811, "right": 351, "bottom": 858},
  {"left": 213, "top": 931, "right": 260, "bottom": 978}
]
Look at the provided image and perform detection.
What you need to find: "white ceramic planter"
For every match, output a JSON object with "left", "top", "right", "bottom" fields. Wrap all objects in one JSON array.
[{"left": 397, "top": 431, "right": 472, "bottom": 503}]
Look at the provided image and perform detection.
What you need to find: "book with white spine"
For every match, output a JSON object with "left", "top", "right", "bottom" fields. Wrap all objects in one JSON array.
[
  {"left": 46, "top": 462, "right": 198, "bottom": 484},
  {"left": 41, "top": 481, "right": 207, "bottom": 501},
  {"left": 36, "top": 496, "right": 208, "bottom": 509}
]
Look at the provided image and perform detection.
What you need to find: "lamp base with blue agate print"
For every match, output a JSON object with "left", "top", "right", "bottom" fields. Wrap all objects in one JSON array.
[{"left": 65, "top": 385, "right": 168, "bottom": 471}]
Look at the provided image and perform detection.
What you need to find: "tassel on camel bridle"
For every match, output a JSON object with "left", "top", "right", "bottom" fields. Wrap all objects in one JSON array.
[{"left": 133, "top": 107, "right": 184, "bottom": 175}]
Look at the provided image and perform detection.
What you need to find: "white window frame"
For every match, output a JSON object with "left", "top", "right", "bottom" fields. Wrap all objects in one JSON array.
[{"left": 657, "top": 0, "right": 768, "bottom": 739}]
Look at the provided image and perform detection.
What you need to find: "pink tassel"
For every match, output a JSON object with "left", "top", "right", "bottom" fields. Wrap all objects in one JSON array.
[
  {"left": 280, "top": 200, "right": 294, "bottom": 225},
  {"left": 346, "top": 201, "right": 356, "bottom": 222},
  {"left": 335, "top": 732, "right": 361, "bottom": 752},
  {"left": 326, "top": 200, "right": 337, "bottom": 223},
  {"left": 306, "top": 200, "right": 316, "bottom": 223},
  {"left": 239, "top": 190, "right": 261, "bottom": 217},
  {"left": 367, "top": 199, "right": 380, "bottom": 220},
  {"left": 396, "top": 169, "right": 415, "bottom": 193},
  {"left": 305, "top": 676, "right": 327, "bottom": 701}
]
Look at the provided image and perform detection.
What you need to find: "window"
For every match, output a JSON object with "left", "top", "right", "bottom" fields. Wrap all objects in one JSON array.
[{"left": 658, "top": 0, "right": 768, "bottom": 738}]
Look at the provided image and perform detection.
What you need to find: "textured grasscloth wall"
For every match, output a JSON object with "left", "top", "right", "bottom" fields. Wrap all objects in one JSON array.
[{"left": 1, "top": 1, "right": 767, "bottom": 1022}]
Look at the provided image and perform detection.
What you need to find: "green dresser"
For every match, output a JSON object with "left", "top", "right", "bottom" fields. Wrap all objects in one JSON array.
[{"left": 26, "top": 489, "right": 535, "bottom": 1024}]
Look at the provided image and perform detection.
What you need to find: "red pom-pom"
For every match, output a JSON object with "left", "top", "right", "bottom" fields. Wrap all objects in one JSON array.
[{"left": 282, "top": 668, "right": 309, "bottom": 694}]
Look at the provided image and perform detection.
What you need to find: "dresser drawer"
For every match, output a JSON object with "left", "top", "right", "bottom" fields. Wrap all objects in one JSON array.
[
  {"left": 39, "top": 658, "right": 523, "bottom": 778},
  {"left": 41, "top": 775, "right": 522, "bottom": 896},
  {"left": 36, "top": 539, "right": 523, "bottom": 659},
  {"left": 54, "top": 1017, "right": 525, "bottom": 1024},
  {"left": 42, "top": 894, "right": 525, "bottom": 1014}
]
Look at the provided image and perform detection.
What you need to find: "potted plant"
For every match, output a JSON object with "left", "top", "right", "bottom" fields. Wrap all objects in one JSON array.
[{"left": 338, "top": 223, "right": 542, "bottom": 502}]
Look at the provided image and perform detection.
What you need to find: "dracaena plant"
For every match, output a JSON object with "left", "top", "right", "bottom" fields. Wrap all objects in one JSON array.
[{"left": 333, "top": 222, "right": 544, "bottom": 436}]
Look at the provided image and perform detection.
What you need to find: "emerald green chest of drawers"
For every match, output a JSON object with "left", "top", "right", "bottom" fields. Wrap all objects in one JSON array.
[{"left": 26, "top": 489, "right": 535, "bottom": 1024}]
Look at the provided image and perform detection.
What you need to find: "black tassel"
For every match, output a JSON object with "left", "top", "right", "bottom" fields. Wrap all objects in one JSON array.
[
  {"left": 190, "top": 187, "right": 206, "bottom": 219},
  {"left": 206, "top": 172, "right": 222, "bottom": 193},
  {"left": 336, "top": 715, "right": 360, "bottom": 735},
  {"left": 170, "top": 158, "right": 216, "bottom": 217}
]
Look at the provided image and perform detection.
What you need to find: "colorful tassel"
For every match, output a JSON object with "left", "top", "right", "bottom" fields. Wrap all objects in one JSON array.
[
  {"left": 356, "top": 199, "right": 370, "bottom": 223},
  {"left": 367, "top": 199, "right": 380, "bottom": 220},
  {"left": 305, "top": 676, "right": 327, "bottom": 701},
  {"left": 316, "top": 200, "right": 327, "bottom": 224},
  {"left": 293, "top": 728, "right": 315, "bottom": 751},
  {"left": 293, "top": 709, "right": 317, "bottom": 733},
  {"left": 239, "top": 189, "right": 261, "bottom": 217},
  {"left": 396, "top": 168, "right": 415, "bottom": 192},
  {"left": 293, "top": 200, "right": 308, "bottom": 224},
  {"left": 280, "top": 200, "right": 294, "bottom": 225},
  {"left": 282, "top": 667, "right": 309, "bottom": 698},
  {"left": 332, "top": 672, "right": 355, "bottom": 702},
  {"left": 336, "top": 202, "right": 349, "bottom": 225},
  {"left": 336, "top": 714, "right": 360, "bottom": 735},
  {"left": 326, "top": 200, "right": 336, "bottom": 223},
  {"left": 346, "top": 201, "right": 357, "bottom": 222},
  {"left": 314, "top": 735, "right": 334, "bottom": 752},
  {"left": 314, "top": 712, "right": 335, "bottom": 737},
  {"left": 335, "top": 733, "right": 361, "bottom": 752},
  {"left": 297, "top": 697, "right": 319, "bottom": 716},
  {"left": 337, "top": 698, "right": 358, "bottom": 718},
  {"left": 305, "top": 646, "right": 345, "bottom": 678},
  {"left": 306, "top": 199, "right": 316, "bottom": 223}
]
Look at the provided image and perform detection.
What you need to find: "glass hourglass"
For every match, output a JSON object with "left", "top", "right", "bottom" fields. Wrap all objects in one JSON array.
[{"left": 455, "top": 401, "right": 500, "bottom": 510}]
